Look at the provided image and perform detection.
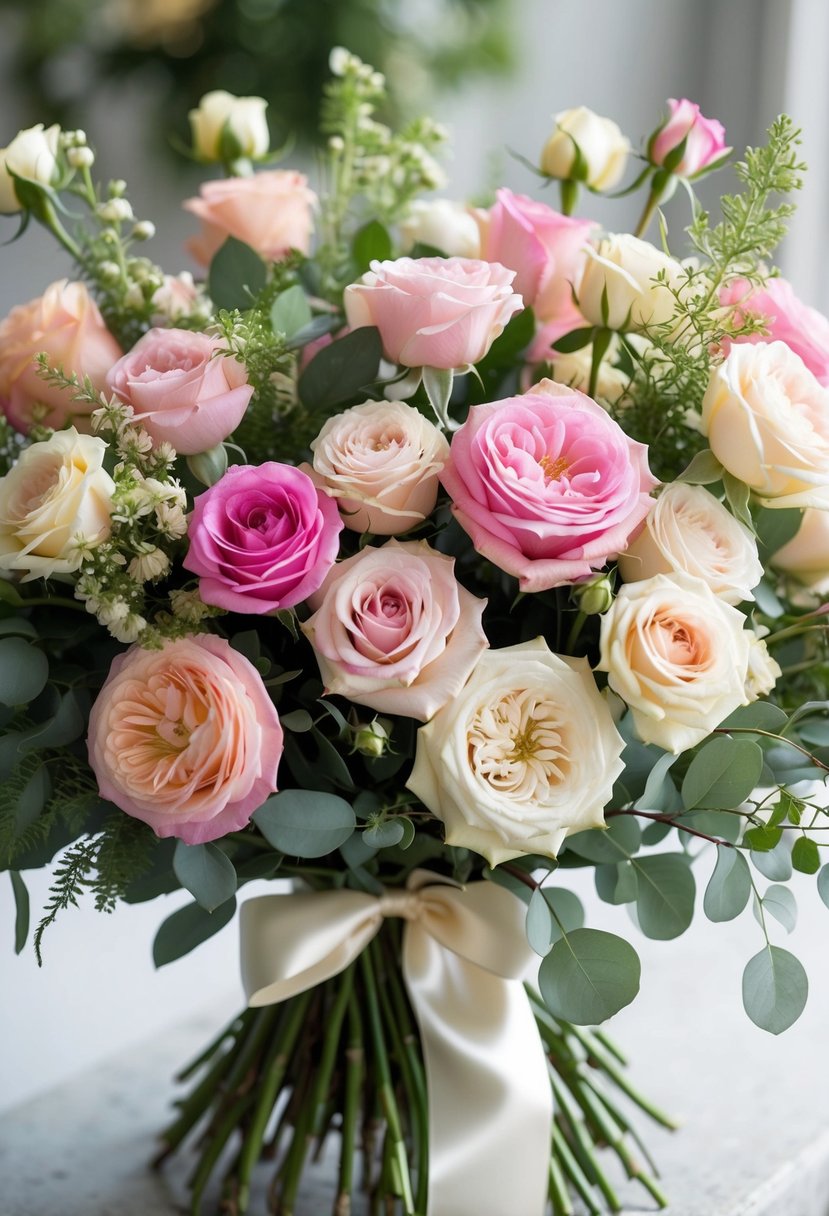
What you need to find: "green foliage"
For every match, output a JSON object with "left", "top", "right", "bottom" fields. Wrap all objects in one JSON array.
[
  {"left": 703, "top": 847, "right": 751, "bottom": 923},
  {"left": 538, "top": 928, "right": 641, "bottom": 1025},
  {"left": 742, "top": 945, "right": 808, "bottom": 1034},
  {"left": 253, "top": 790, "right": 356, "bottom": 858},
  {"left": 153, "top": 896, "right": 238, "bottom": 968},
  {"left": 208, "top": 238, "right": 268, "bottom": 312},
  {"left": 634, "top": 854, "right": 696, "bottom": 940},
  {"left": 172, "top": 841, "right": 238, "bottom": 913},
  {"left": 681, "top": 737, "right": 764, "bottom": 809},
  {"left": 298, "top": 327, "right": 383, "bottom": 413}
]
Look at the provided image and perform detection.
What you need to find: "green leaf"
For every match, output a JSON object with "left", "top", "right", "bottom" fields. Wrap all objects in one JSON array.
[
  {"left": 676, "top": 449, "right": 724, "bottom": 485},
  {"left": 172, "top": 841, "right": 237, "bottom": 912},
  {"left": 0, "top": 617, "right": 38, "bottom": 639},
  {"left": 704, "top": 847, "right": 751, "bottom": 922},
  {"left": 817, "top": 864, "right": 829, "bottom": 910},
  {"left": 19, "top": 690, "right": 85, "bottom": 753},
  {"left": 634, "top": 751, "right": 678, "bottom": 811},
  {"left": 422, "top": 366, "right": 454, "bottom": 430},
  {"left": 270, "top": 284, "right": 313, "bottom": 338},
  {"left": 595, "top": 861, "right": 638, "bottom": 905},
  {"left": 15, "top": 764, "right": 52, "bottom": 834},
  {"left": 681, "top": 737, "right": 764, "bottom": 809},
  {"left": 298, "top": 327, "right": 383, "bottom": 412},
  {"left": 280, "top": 709, "right": 314, "bottom": 733},
  {"left": 722, "top": 471, "right": 753, "bottom": 529},
  {"left": 253, "top": 789, "right": 356, "bottom": 858},
  {"left": 566, "top": 816, "right": 641, "bottom": 863},
  {"left": 0, "top": 638, "right": 48, "bottom": 706},
  {"left": 526, "top": 887, "right": 554, "bottom": 956},
  {"left": 758, "top": 884, "right": 797, "bottom": 934},
  {"left": 153, "top": 897, "right": 238, "bottom": 967},
  {"left": 284, "top": 313, "right": 341, "bottom": 352},
  {"left": 719, "top": 702, "right": 788, "bottom": 733},
  {"left": 362, "top": 819, "right": 405, "bottom": 849},
  {"left": 352, "top": 219, "right": 392, "bottom": 272},
  {"left": 208, "top": 237, "right": 267, "bottom": 311},
  {"left": 551, "top": 326, "right": 594, "bottom": 355},
  {"left": 538, "top": 928, "right": 641, "bottom": 1025},
  {"left": 742, "top": 946, "right": 808, "bottom": 1034},
  {"left": 755, "top": 507, "right": 802, "bottom": 556},
  {"left": 543, "top": 887, "right": 585, "bottom": 942},
  {"left": 743, "top": 824, "right": 782, "bottom": 852},
  {"left": 397, "top": 817, "right": 416, "bottom": 849},
  {"left": 791, "top": 836, "right": 820, "bottom": 875},
  {"left": 635, "top": 853, "right": 696, "bottom": 940},
  {"left": 750, "top": 840, "right": 793, "bottom": 882},
  {"left": 10, "top": 870, "right": 29, "bottom": 954},
  {"left": 477, "top": 307, "right": 535, "bottom": 368}
]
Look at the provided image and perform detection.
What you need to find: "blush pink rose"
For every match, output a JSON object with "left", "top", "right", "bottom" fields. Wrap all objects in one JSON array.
[
  {"left": 721, "top": 277, "right": 829, "bottom": 387},
  {"left": 650, "top": 99, "right": 730, "bottom": 177},
  {"left": 440, "top": 379, "right": 657, "bottom": 592},
  {"left": 480, "top": 189, "right": 593, "bottom": 343},
  {"left": 106, "top": 328, "right": 253, "bottom": 455},
  {"left": 302, "top": 539, "right": 488, "bottom": 721},
  {"left": 183, "top": 170, "right": 317, "bottom": 266},
  {"left": 343, "top": 256, "right": 523, "bottom": 370},
  {"left": 183, "top": 461, "right": 343, "bottom": 613},
  {"left": 0, "top": 280, "right": 122, "bottom": 433},
  {"left": 87, "top": 634, "right": 283, "bottom": 844}
]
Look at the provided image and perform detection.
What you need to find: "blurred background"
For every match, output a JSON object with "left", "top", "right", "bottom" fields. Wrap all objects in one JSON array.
[{"left": 2, "top": 0, "right": 829, "bottom": 1113}]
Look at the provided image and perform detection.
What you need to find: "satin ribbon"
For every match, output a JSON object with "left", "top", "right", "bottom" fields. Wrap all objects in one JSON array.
[{"left": 241, "top": 870, "right": 552, "bottom": 1216}]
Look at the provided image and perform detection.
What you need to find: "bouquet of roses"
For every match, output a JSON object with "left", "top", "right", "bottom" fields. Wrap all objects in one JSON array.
[{"left": 2, "top": 49, "right": 829, "bottom": 1216}]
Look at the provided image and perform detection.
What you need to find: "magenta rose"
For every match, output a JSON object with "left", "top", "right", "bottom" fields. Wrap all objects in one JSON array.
[
  {"left": 184, "top": 462, "right": 343, "bottom": 613},
  {"left": 105, "top": 328, "right": 254, "bottom": 455},
  {"left": 481, "top": 189, "right": 593, "bottom": 342},
  {"left": 721, "top": 277, "right": 829, "bottom": 387},
  {"left": 302, "top": 539, "right": 487, "bottom": 720},
  {"left": 650, "top": 99, "right": 730, "bottom": 177},
  {"left": 87, "top": 634, "right": 283, "bottom": 844},
  {"left": 183, "top": 170, "right": 317, "bottom": 266},
  {"left": 344, "top": 256, "right": 523, "bottom": 370},
  {"left": 440, "top": 379, "right": 657, "bottom": 591}
]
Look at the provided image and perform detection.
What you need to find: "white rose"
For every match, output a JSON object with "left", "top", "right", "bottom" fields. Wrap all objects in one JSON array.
[
  {"left": 540, "top": 107, "right": 629, "bottom": 191},
  {"left": 0, "top": 124, "right": 61, "bottom": 214},
  {"left": 189, "top": 91, "right": 270, "bottom": 162},
  {"left": 577, "top": 234, "right": 684, "bottom": 332},
  {"left": 618, "top": 483, "right": 763, "bottom": 605},
  {"left": 701, "top": 341, "right": 829, "bottom": 509},
  {"left": 310, "top": 399, "right": 449, "bottom": 535},
  {"left": 406, "top": 638, "right": 625, "bottom": 866},
  {"left": 744, "top": 629, "right": 781, "bottom": 701},
  {"left": 598, "top": 572, "right": 751, "bottom": 753},
  {"left": 0, "top": 428, "right": 115, "bottom": 581},
  {"left": 548, "top": 339, "right": 632, "bottom": 408},
  {"left": 772, "top": 509, "right": 829, "bottom": 595},
  {"left": 399, "top": 199, "right": 481, "bottom": 259}
]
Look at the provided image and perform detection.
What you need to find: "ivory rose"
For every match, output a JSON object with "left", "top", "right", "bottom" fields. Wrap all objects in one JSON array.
[
  {"left": 189, "top": 90, "right": 270, "bottom": 162},
  {"left": 183, "top": 462, "right": 343, "bottom": 613},
  {"left": 440, "top": 380, "right": 657, "bottom": 591},
  {"left": 577, "top": 235, "right": 684, "bottom": 333},
  {"left": 399, "top": 199, "right": 481, "bottom": 259},
  {"left": 772, "top": 509, "right": 829, "bottom": 595},
  {"left": 407, "top": 638, "right": 625, "bottom": 866},
  {"left": 0, "top": 280, "right": 122, "bottom": 433},
  {"left": 309, "top": 399, "right": 449, "bottom": 535},
  {"left": 598, "top": 572, "right": 751, "bottom": 753},
  {"left": 184, "top": 171, "right": 317, "bottom": 266},
  {"left": 530, "top": 336, "right": 632, "bottom": 408},
  {"left": 87, "top": 634, "right": 283, "bottom": 844},
  {"left": 105, "top": 328, "right": 254, "bottom": 455},
  {"left": 0, "top": 428, "right": 114, "bottom": 581},
  {"left": 0, "top": 123, "right": 61, "bottom": 213},
  {"left": 302, "top": 539, "right": 487, "bottom": 720},
  {"left": 701, "top": 341, "right": 829, "bottom": 508},
  {"left": 343, "top": 256, "right": 523, "bottom": 370},
  {"left": 650, "top": 99, "right": 730, "bottom": 177},
  {"left": 618, "top": 482, "right": 763, "bottom": 605},
  {"left": 540, "top": 107, "right": 629, "bottom": 191},
  {"left": 722, "top": 277, "right": 829, "bottom": 387},
  {"left": 745, "top": 629, "right": 781, "bottom": 701}
]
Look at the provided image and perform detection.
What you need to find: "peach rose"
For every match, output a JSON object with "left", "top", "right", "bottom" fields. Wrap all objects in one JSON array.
[
  {"left": 0, "top": 280, "right": 122, "bottom": 433},
  {"left": 309, "top": 399, "right": 450, "bottom": 534},
  {"left": 302, "top": 539, "right": 487, "bottom": 721},
  {"left": 87, "top": 634, "right": 283, "bottom": 843},
  {"left": 183, "top": 171, "right": 317, "bottom": 266}
]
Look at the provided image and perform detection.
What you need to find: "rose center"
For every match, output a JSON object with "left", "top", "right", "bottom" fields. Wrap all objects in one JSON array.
[
  {"left": 469, "top": 690, "right": 571, "bottom": 801},
  {"left": 538, "top": 453, "right": 571, "bottom": 482}
]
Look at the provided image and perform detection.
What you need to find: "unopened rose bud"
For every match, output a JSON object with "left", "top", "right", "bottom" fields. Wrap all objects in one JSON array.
[
  {"left": 353, "top": 718, "right": 391, "bottom": 758},
  {"left": 67, "top": 146, "right": 95, "bottom": 169},
  {"left": 0, "top": 124, "right": 61, "bottom": 214},
  {"left": 98, "top": 197, "right": 134, "bottom": 223},
  {"left": 541, "top": 107, "right": 629, "bottom": 192},
  {"left": 187, "top": 443, "right": 229, "bottom": 487},
  {"left": 189, "top": 90, "right": 269, "bottom": 163},
  {"left": 649, "top": 99, "right": 731, "bottom": 178},
  {"left": 574, "top": 574, "right": 614, "bottom": 616}
]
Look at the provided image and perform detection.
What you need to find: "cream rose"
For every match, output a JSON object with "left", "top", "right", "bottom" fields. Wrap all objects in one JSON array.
[
  {"left": 577, "top": 234, "right": 684, "bottom": 332},
  {"left": 701, "top": 341, "right": 829, "bottom": 508},
  {"left": 0, "top": 428, "right": 114, "bottom": 581},
  {"left": 189, "top": 90, "right": 269, "bottom": 162},
  {"left": 543, "top": 340, "right": 632, "bottom": 408},
  {"left": 406, "top": 638, "right": 625, "bottom": 866},
  {"left": 772, "top": 509, "right": 829, "bottom": 594},
  {"left": 598, "top": 572, "right": 751, "bottom": 753},
  {"left": 745, "top": 629, "right": 781, "bottom": 701},
  {"left": 540, "top": 107, "right": 629, "bottom": 191},
  {"left": 0, "top": 124, "right": 61, "bottom": 213},
  {"left": 399, "top": 199, "right": 481, "bottom": 259},
  {"left": 310, "top": 399, "right": 449, "bottom": 535},
  {"left": 618, "top": 483, "right": 763, "bottom": 604}
]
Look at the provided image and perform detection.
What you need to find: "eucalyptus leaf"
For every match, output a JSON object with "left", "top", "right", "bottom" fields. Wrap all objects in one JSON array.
[
  {"left": 817, "top": 864, "right": 829, "bottom": 910},
  {"left": 538, "top": 928, "right": 641, "bottom": 1025},
  {"left": 526, "top": 887, "right": 554, "bottom": 956},
  {"left": 10, "top": 870, "right": 29, "bottom": 954},
  {"left": 298, "top": 327, "right": 383, "bottom": 412},
  {"left": 635, "top": 853, "right": 696, "bottom": 940},
  {"left": 362, "top": 819, "right": 405, "bottom": 849},
  {"left": 208, "top": 237, "right": 266, "bottom": 311},
  {"left": 719, "top": 702, "right": 788, "bottom": 733},
  {"left": 595, "top": 861, "right": 638, "bottom": 906},
  {"left": 791, "top": 836, "right": 820, "bottom": 874},
  {"left": 18, "top": 690, "right": 84, "bottom": 752},
  {"left": 543, "top": 887, "right": 585, "bottom": 941},
  {"left": 635, "top": 751, "right": 678, "bottom": 812},
  {"left": 703, "top": 847, "right": 751, "bottom": 922},
  {"left": 0, "top": 638, "right": 49, "bottom": 707},
  {"left": 758, "top": 884, "right": 797, "bottom": 934},
  {"left": 742, "top": 945, "right": 808, "bottom": 1034},
  {"left": 153, "top": 897, "right": 237, "bottom": 968},
  {"left": 280, "top": 709, "right": 314, "bottom": 733},
  {"left": 681, "top": 737, "right": 764, "bottom": 809},
  {"left": 270, "top": 285, "right": 312, "bottom": 338},
  {"left": 173, "top": 841, "right": 237, "bottom": 912},
  {"left": 750, "top": 840, "right": 793, "bottom": 882},
  {"left": 253, "top": 789, "right": 356, "bottom": 858},
  {"left": 566, "top": 816, "right": 641, "bottom": 863}
]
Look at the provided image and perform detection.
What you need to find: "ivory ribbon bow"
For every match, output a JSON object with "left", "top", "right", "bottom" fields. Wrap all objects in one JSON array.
[{"left": 241, "top": 870, "right": 553, "bottom": 1216}]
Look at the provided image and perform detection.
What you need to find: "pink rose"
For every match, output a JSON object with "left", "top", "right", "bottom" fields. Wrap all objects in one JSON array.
[
  {"left": 0, "top": 280, "right": 122, "bottom": 433},
  {"left": 344, "top": 256, "right": 523, "bottom": 370},
  {"left": 87, "top": 634, "right": 283, "bottom": 844},
  {"left": 721, "top": 277, "right": 829, "bottom": 387},
  {"left": 183, "top": 462, "right": 343, "bottom": 613},
  {"left": 105, "top": 328, "right": 253, "bottom": 455},
  {"left": 183, "top": 170, "right": 317, "bottom": 266},
  {"left": 302, "top": 539, "right": 487, "bottom": 721},
  {"left": 650, "top": 99, "right": 730, "bottom": 177},
  {"left": 480, "top": 189, "right": 593, "bottom": 342},
  {"left": 440, "top": 379, "right": 657, "bottom": 592}
]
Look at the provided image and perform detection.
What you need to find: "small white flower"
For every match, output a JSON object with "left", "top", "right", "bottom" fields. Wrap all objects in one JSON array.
[
  {"left": 329, "top": 47, "right": 352, "bottom": 76},
  {"left": 97, "top": 198, "right": 134, "bottom": 223},
  {"left": 67, "top": 146, "right": 94, "bottom": 169},
  {"left": 132, "top": 220, "right": 155, "bottom": 241},
  {"left": 128, "top": 546, "right": 171, "bottom": 583},
  {"left": 110, "top": 612, "right": 147, "bottom": 644},
  {"left": 155, "top": 501, "right": 188, "bottom": 538},
  {"left": 98, "top": 599, "right": 130, "bottom": 626}
]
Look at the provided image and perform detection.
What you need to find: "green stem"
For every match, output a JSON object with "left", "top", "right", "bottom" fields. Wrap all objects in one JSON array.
[
  {"left": 548, "top": 1152, "right": 575, "bottom": 1216},
  {"left": 551, "top": 1072, "right": 621, "bottom": 1212},
  {"left": 188, "top": 1089, "right": 253, "bottom": 1216},
  {"left": 550, "top": 1120, "right": 605, "bottom": 1215},
  {"left": 633, "top": 185, "right": 662, "bottom": 238},
  {"left": 565, "top": 610, "right": 586, "bottom": 654},
  {"left": 310, "top": 965, "right": 355, "bottom": 1135},
  {"left": 175, "top": 1010, "right": 247, "bottom": 1083},
  {"left": 559, "top": 179, "right": 579, "bottom": 216},
  {"left": 337, "top": 991, "right": 364, "bottom": 1215},
  {"left": 19, "top": 596, "right": 86, "bottom": 612},
  {"left": 570, "top": 1026, "right": 679, "bottom": 1130},
  {"left": 587, "top": 326, "right": 614, "bottom": 400}
]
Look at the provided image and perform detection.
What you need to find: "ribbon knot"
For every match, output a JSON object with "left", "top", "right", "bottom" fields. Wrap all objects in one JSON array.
[{"left": 378, "top": 888, "right": 421, "bottom": 921}]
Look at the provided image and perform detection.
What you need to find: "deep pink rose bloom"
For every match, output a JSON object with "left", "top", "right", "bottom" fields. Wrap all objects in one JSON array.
[
  {"left": 344, "top": 256, "right": 523, "bottom": 369},
  {"left": 440, "top": 381, "right": 658, "bottom": 591},
  {"left": 106, "top": 328, "right": 254, "bottom": 455},
  {"left": 481, "top": 189, "right": 593, "bottom": 344},
  {"left": 183, "top": 170, "right": 317, "bottom": 266},
  {"left": 721, "top": 277, "right": 829, "bottom": 387},
  {"left": 184, "top": 462, "right": 343, "bottom": 613},
  {"left": 87, "top": 634, "right": 283, "bottom": 844},
  {"left": 650, "top": 99, "right": 730, "bottom": 177}
]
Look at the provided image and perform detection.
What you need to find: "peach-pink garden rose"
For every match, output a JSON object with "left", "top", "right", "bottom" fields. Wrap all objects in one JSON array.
[
  {"left": 87, "top": 634, "right": 283, "bottom": 843},
  {"left": 721, "top": 277, "right": 829, "bottom": 388},
  {"left": 0, "top": 280, "right": 122, "bottom": 433},
  {"left": 303, "top": 539, "right": 487, "bottom": 721},
  {"left": 344, "top": 256, "right": 523, "bottom": 370},
  {"left": 105, "top": 328, "right": 254, "bottom": 455},
  {"left": 183, "top": 170, "right": 317, "bottom": 266}
]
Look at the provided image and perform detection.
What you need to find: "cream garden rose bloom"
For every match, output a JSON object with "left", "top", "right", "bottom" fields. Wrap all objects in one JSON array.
[
  {"left": 407, "top": 638, "right": 625, "bottom": 866},
  {"left": 598, "top": 572, "right": 751, "bottom": 753},
  {"left": 0, "top": 428, "right": 114, "bottom": 581},
  {"left": 540, "top": 107, "right": 629, "bottom": 191},
  {"left": 0, "top": 123, "right": 60, "bottom": 213},
  {"left": 745, "top": 629, "right": 781, "bottom": 701},
  {"left": 399, "top": 199, "right": 481, "bottom": 259},
  {"left": 701, "top": 341, "right": 829, "bottom": 508},
  {"left": 189, "top": 90, "right": 269, "bottom": 161},
  {"left": 577, "top": 234, "right": 684, "bottom": 332},
  {"left": 772, "top": 509, "right": 829, "bottom": 595},
  {"left": 618, "top": 482, "right": 763, "bottom": 604}
]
